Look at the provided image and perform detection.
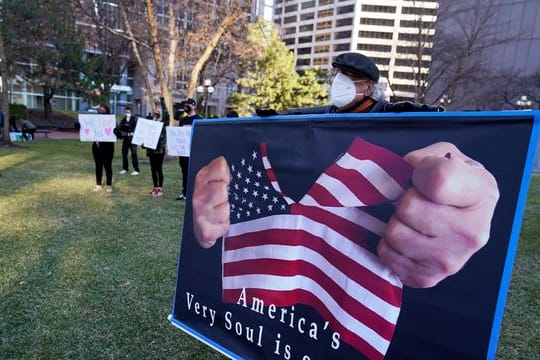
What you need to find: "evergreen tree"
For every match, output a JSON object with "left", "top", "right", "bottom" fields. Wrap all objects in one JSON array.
[{"left": 229, "top": 18, "right": 327, "bottom": 116}]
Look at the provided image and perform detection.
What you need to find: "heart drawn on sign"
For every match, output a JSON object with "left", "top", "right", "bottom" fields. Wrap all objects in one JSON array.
[
  {"left": 84, "top": 128, "right": 90, "bottom": 135},
  {"left": 105, "top": 128, "right": 112, "bottom": 136}
]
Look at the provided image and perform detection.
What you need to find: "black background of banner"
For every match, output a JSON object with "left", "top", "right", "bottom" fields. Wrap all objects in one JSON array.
[{"left": 172, "top": 114, "right": 535, "bottom": 359}]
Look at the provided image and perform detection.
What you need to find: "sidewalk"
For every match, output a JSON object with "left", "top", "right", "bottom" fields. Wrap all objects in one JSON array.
[{"left": 35, "top": 130, "right": 79, "bottom": 140}]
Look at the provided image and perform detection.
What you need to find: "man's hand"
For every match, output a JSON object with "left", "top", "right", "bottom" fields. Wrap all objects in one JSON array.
[
  {"left": 377, "top": 142, "right": 500, "bottom": 288},
  {"left": 192, "top": 156, "right": 231, "bottom": 248}
]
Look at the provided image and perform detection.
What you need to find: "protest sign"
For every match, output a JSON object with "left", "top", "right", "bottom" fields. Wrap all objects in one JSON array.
[
  {"left": 166, "top": 125, "right": 192, "bottom": 156},
  {"left": 131, "top": 118, "right": 164, "bottom": 150},
  {"left": 170, "top": 111, "right": 539, "bottom": 359},
  {"left": 78, "top": 114, "right": 117, "bottom": 142}
]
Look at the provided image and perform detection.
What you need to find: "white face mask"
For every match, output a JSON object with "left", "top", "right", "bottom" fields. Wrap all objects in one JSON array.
[{"left": 330, "top": 73, "right": 366, "bottom": 108}]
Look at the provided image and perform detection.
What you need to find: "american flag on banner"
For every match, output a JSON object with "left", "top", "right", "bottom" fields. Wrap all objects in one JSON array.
[{"left": 222, "top": 137, "right": 412, "bottom": 360}]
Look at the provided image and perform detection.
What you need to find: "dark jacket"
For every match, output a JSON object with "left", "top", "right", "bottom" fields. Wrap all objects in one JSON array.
[{"left": 118, "top": 115, "right": 138, "bottom": 137}]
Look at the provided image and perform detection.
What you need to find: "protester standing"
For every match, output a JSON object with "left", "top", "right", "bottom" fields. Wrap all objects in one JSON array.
[
  {"left": 174, "top": 98, "right": 201, "bottom": 201},
  {"left": 92, "top": 104, "right": 115, "bottom": 192},
  {"left": 146, "top": 97, "right": 169, "bottom": 197},
  {"left": 118, "top": 106, "right": 140, "bottom": 176}
]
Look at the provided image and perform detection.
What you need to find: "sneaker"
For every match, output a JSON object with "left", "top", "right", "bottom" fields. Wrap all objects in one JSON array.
[
  {"left": 175, "top": 194, "right": 186, "bottom": 201},
  {"left": 106, "top": 186, "right": 113, "bottom": 193},
  {"left": 131, "top": 171, "right": 140, "bottom": 176},
  {"left": 119, "top": 169, "right": 128, "bottom": 174},
  {"left": 148, "top": 188, "right": 158, "bottom": 195},
  {"left": 93, "top": 185, "right": 102, "bottom": 192},
  {"left": 155, "top": 187, "right": 164, "bottom": 197}
]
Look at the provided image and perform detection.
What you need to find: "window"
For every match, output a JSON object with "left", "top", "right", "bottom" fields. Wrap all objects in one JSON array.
[
  {"left": 317, "top": 21, "right": 332, "bottom": 30},
  {"left": 313, "top": 57, "right": 329, "bottom": 65},
  {"left": 334, "top": 43, "right": 350, "bottom": 51},
  {"left": 315, "top": 33, "right": 331, "bottom": 41},
  {"left": 336, "top": 18, "right": 353, "bottom": 27},
  {"left": 284, "top": 38, "right": 296, "bottom": 45},
  {"left": 314, "top": 45, "right": 330, "bottom": 53},
  {"left": 297, "top": 47, "right": 312, "bottom": 55},
  {"left": 402, "top": 7, "right": 437, "bottom": 16},
  {"left": 337, "top": 5, "right": 354, "bottom": 14},
  {"left": 361, "top": 5, "right": 396, "bottom": 13},
  {"left": 284, "top": 15, "right": 297, "bottom": 24},
  {"left": 318, "top": 8, "right": 334, "bottom": 17},
  {"left": 298, "top": 35, "right": 313, "bottom": 43},
  {"left": 297, "top": 58, "right": 311, "bottom": 66},
  {"left": 359, "top": 31, "right": 393, "bottom": 40},
  {"left": 318, "top": 0, "right": 333, "bottom": 5},
  {"left": 360, "top": 18, "right": 394, "bottom": 26},
  {"left": 299, "top": 24, "right": 314, "bottom": 32},
  {"left": 357, "top": 43, "right": 392, "bottom": 52},
  {"left": 284, "top": 27, "right": 296, "bottom": 35},
  {"left": 398, "top": 33, "right": 433, "bottom": 42},
  {"left": 301, "top": 0, "right": 315, "bottom": 9},
  {"left": 285, "top": 4, "right": 298, "bottom": 12},
  {"left": 394, "top": 58, "right": 431, "bottom": 67},
  {"left": 397, "top": 46, "right": 432, "bottom": 55},
  {"left": 335, "top": 31, "right": 351, "bottom": 40},
  {"left": 300, "top": 12, "right": 315, "bottom": 20},
  {"left": 371, "top": 57, "right": 390, "bottom": 66},
  {"left": 400, "top": 20, "right": 435, "bottom": 28}
]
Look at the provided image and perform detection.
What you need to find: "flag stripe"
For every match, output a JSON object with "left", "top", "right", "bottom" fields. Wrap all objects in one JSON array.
[
  {"left": 222, "top": 277, "right": 389, "bottom": 359},
  {"left": 225, "top": 216, "right": 402, "bottom": 297},
  {"left": 346, "top": 137, "right": 412, "bottom": 189},
  {"left": 223, "top": 246, "right": 401, "bottom": 320}
]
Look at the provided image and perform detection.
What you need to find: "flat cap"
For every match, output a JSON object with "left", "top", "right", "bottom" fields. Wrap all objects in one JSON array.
[{"left": 332, "top": 52, "right": 380, "bottom": 82}]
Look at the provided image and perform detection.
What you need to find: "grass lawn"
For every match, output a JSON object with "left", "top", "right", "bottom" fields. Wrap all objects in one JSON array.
[{"left": 0, "top": 139, "right": 538, "bottom": 359}]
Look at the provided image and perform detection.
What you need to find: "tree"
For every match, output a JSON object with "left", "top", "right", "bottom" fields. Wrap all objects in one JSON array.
[
  {"left": 74, "top": 0, "right": 251, "bottom": 122},
  {"left": 425, "top": 0, "right": 528, "bottom": 109},
  {"left": 4, "top": 0, "right": 86, "bottom": 120},
  {"left": 229, "top": 18, "right": 327, "bottom": 116}
]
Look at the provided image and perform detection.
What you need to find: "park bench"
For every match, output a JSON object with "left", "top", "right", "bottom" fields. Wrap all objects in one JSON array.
[{"left": 35, "top": 127, "right": 52, "bottom": 138}]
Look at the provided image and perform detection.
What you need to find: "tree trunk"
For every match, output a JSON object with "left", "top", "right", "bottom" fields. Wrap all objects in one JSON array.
[
  {"left": 185, "top": 13, "right": 243, "bottom": 97},
  {"left": 0, "top": 2, "right": 11, "bottom": 144},
  {"left": 42, "top": 86, "right": 54, "bottom": 121}
]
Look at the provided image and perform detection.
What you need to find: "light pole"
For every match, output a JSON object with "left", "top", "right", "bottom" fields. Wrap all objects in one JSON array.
[
  {"left": 516, "top": 95, "right": 532, "bottom": 110},
  {"left": 439, "top": 94, "right": 451, "bottom": 108},
  {"left": 197, "top": 79, "right": 214, "bottom": 118}
]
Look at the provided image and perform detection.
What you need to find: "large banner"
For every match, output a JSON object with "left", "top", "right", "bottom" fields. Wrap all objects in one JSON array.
[
  {"left": 169, "top": 111, "right": 539, "bottom": 359},
  {"left": 131, "top": 118, "right": 164, "bottom": 150},
  {"left": 78, "top": 114, "right": 117, "bottom": 142}
]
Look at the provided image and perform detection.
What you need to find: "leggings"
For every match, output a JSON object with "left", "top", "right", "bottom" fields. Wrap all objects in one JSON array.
[
  {"left": 149, "top": 152, "right": 165, "bottom": 187},
  {"left": 92, "top": 142, "right": 114, "bottom": 186}
]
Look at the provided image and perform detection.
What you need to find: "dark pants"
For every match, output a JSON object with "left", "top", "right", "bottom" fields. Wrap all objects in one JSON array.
[
  {"left": 149, "top": 152, "right": 165, "bottom": 187},
  {"left": 179, "top": 156, "right": 189, "bottom": 196},
  {"left": 121, "top": 137, "right": 139, "bottom": 172},
  {"left": 22, "top": 128, "right": 35, "bottom": 141},
  {"left": 92, "top": 142, "right": 114, "bottom": 186}
]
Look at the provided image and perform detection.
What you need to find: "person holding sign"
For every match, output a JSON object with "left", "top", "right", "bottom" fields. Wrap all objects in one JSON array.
[
  {"left": 145, "top": 98, "right": 169, "bottom": 197},
  {"left": 92, "top": 104, "right": 115, "bottom": 193},
  {"left": 174, "top": 98, "right": 201, "bottom": 201}
]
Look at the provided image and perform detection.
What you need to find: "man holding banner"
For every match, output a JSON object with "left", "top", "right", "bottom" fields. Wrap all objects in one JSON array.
[{"left": 182, "top": 52, "right": 502, "bottom": 359}]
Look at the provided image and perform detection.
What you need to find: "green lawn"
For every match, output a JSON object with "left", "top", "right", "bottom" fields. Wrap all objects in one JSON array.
[{"left": 0, "top": 140, "right": 538, "bottom": 359}]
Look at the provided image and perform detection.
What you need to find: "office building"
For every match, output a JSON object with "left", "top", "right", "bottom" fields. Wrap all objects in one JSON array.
[{"left": 273, "top": 0, "right": 440, "bottom": 100}]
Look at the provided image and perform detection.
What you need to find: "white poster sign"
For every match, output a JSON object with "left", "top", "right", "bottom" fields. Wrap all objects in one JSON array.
[
  {"left": 131, "top": 118, "right": 164, "bottom": 150},
  {"left": 78, "top": 114, "right": 117, "bottom": 142},
  {"left": 166, "top": 125, "right": 192, "bottom": 156}
]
